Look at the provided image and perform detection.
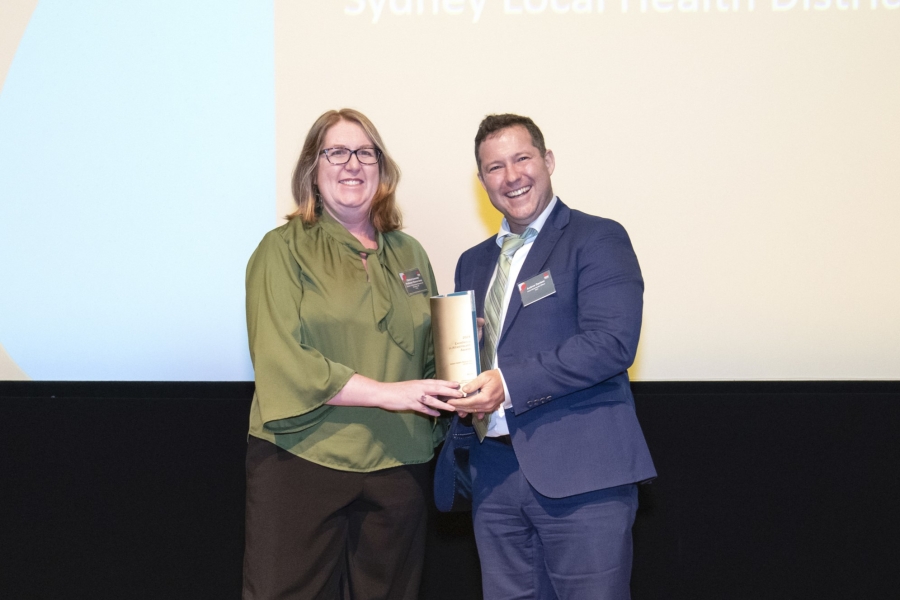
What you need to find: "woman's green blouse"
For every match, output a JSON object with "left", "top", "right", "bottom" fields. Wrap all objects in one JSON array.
[{"left": 245, "top": 211, "right": 443, "bottom": 472}]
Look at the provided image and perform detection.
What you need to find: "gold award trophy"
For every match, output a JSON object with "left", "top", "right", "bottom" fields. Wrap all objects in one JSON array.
[{"left": 430, "top": 290, "right": 481, "bottom": 388}]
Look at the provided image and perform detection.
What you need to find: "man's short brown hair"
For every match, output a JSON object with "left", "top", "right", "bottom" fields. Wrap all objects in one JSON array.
[{"left": 474, "top": 114, "right": 547, "bottom": 172}]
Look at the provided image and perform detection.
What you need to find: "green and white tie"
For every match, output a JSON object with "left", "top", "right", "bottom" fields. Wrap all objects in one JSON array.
[{"left": 474, "top": 227, "right": 537, "bottom": 440}]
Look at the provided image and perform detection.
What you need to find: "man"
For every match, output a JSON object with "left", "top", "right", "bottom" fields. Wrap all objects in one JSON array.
[{"left": 438, "top": 114, "right": 656, "bottom": 599}]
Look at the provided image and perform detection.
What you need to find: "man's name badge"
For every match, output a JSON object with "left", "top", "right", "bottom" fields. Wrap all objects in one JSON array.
[
  {"left": 518, "top": 270, "right": 556, "bottom": 306},
  {"left": 399, "top": 268, "right": 428, "bottom": 295}
]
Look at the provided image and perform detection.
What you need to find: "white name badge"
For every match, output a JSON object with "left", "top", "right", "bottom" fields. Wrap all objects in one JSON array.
[{"left": 518, "top": 270, "right": 556, "bottom": 306}]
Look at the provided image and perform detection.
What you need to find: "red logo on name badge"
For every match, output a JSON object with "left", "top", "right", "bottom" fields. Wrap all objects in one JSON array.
[{"left": 519, "top": 283, "right": 526, "bottom": 293}]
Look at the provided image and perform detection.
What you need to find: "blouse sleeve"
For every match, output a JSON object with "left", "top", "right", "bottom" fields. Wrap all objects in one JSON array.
[{"left": 245, "top": 230, "right": 355, "bottom": 434}]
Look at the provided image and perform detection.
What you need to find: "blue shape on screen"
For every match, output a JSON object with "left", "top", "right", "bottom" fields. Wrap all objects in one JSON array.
[{"left": 0, "top": 1, "right": 274, "bottom": 380}]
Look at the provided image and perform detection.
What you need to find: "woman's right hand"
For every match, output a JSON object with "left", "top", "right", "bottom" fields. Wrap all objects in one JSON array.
[
  {"left": 327, "top": 374, "right": 462, "bottom": 417},
  {"left": 375, "top": 379, "right": 462, "bottom": 417}
]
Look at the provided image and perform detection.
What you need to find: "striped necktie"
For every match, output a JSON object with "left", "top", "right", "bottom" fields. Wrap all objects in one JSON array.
[{"left": 474, "top": 227, "right": 537, "bottom": 440}]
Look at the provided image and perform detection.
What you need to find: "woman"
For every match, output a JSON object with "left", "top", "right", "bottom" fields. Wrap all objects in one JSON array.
[{"left": 242, "top": 109, "right": 461, "bottom": 600}]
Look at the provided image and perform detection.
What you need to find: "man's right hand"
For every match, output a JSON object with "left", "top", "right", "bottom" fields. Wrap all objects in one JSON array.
[{"left": 449, "top": 369, "right": 505, "bottom": 419}]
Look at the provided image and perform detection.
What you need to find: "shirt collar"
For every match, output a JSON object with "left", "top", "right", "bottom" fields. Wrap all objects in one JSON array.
[
  {"left": 318, "top": 207, "right": 384, "bottom": 257},
  {"left": 495, "top": 195, "right": 559, "bottom": 248}
]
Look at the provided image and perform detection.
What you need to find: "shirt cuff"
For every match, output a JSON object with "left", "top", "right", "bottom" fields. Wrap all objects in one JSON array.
[{"left": 497, "top": 367, "right": 512, "bottom": 410}]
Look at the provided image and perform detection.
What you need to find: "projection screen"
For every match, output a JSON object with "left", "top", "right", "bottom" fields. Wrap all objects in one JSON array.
[{"left": 1, "top": 0, "right": 898, "bottom": 381}]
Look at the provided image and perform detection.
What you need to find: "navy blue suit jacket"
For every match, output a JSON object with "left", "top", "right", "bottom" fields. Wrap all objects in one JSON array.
[{"left": 435, "top": 199, "right": 656, "bottom": 506}]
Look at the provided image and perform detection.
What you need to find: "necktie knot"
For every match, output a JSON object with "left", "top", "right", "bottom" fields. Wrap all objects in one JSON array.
[{"left": 500, "top": 228, "right": 537, "bottom": 257}]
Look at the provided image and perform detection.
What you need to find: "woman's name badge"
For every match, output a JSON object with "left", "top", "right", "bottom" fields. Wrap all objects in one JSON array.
[
  {"left": 518, "top": 270, "right": 556, "bottom": 306},
  {"left": 399, "top": 268, "right": 428, "bottom": 295}
]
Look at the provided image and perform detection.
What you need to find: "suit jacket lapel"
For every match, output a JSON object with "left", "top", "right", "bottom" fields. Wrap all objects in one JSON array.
[{"left": 499, "top": 201, "right": 571, "bottom": 340}]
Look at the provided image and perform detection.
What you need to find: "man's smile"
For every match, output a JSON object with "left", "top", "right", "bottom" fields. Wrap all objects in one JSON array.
[{"left": 506, "top": 185, "right": 531, "bottom": 198}]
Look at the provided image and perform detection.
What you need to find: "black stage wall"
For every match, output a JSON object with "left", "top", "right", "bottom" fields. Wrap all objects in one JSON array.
[{"left": 1, "top": 381, "right": 898, "bottom": 600}]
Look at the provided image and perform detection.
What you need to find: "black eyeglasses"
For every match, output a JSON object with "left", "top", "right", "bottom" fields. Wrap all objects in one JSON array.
[{"left": 320, "top": 147, "right": 381, "bottom": 165}]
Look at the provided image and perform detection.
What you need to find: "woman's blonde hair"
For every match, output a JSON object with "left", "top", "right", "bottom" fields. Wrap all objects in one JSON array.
[{"left": 288, "top": 108, "right": 402, "bottom": 232}]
